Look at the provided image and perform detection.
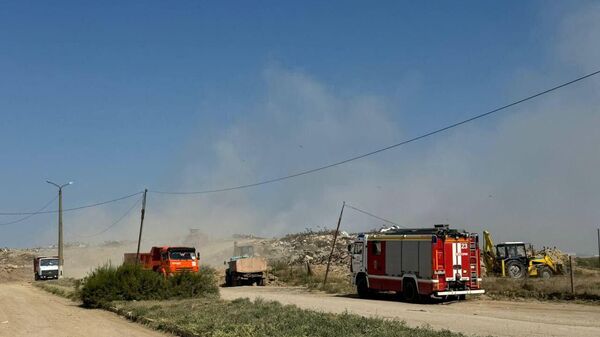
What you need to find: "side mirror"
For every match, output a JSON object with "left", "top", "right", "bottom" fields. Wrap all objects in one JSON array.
[
  {"left": 347, "top": 244, "right": 352, "bottom": 253},
  {"left": 223, "top": 261, "right": 227, "bottom": 265},
  {"left": 196, "top": 252, "right": 200, "bottom": 260}
]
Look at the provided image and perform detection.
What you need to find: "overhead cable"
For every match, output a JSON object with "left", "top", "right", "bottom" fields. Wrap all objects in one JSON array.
[
  {"left": 0, "top": 195, "right": 58, "bottom": 226},
  {"left": 72, "top": 196, "right": 142, "bottom": 238},
  {"left": 0, "top": 191, "right": 143, "bottom": 216},
  {"left": 345, "top": 204, "right": 405, "bottom": 228},
  {"left": 150, "top": 69, "right": 600, "bottom": 195}
]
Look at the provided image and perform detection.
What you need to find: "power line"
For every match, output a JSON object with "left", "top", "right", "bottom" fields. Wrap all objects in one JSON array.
[
  {"left": 150, "top": 69, "right": 600, "bottom": 195},
  {"left": 0, "top": 195, "right": 58, "bottom": 226},
  {"left": 345, "top": 204, "right": 405, "bottom": 228},
  {"left": 72, "top": 197, "right": 142, "bottom": 238},
  {"left": 0, "top": 191, "right": 143, "bottom": 216}
]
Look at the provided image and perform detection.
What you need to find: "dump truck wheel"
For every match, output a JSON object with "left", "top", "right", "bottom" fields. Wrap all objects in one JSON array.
[
  {"left": 403, "top": 279, "right": 419, "bottom": 303},
  {"left": 506, "top": 260, "right": 527, "bottom": 278},
  {"left": 538, "top": 266, "right": 552, "bottom": 279}
]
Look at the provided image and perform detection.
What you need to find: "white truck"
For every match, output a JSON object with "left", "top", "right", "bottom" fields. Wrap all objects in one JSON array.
[{"left": 33, "top": 256, "right": 59, "bottom": 280}]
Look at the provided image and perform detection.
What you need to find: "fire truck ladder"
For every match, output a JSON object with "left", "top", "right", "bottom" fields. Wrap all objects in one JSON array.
[{"left": 469, "top": 238, "right": 479, "bottom": 285}]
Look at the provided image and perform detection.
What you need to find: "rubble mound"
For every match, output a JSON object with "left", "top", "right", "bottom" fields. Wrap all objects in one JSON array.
[
  {"left": 0, "top": 248, "right": 37, "bottom": 282},
  {"left": 258, "top": 229, "right": 355, "bottom": 267}
]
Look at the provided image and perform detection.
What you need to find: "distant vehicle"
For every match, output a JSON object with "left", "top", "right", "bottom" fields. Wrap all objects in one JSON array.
[
  {"left": 349, "top": 224, "right": 485, "bottom": 302},
  {"left": 33, "top": 256, "right": 59, "bottom": 280},
  {"left": 483, "top": 230, "right": 565, "bottom": 279},
  {"left": 225, "top": 242, "right": 267, "bottom": 286},
  {"left": 124, "top": 246, "right": 199, "bottom": 276}
]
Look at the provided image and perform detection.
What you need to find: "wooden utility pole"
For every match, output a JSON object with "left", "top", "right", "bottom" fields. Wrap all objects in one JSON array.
[
  {"left": 135, "top": 189, "right": 148, "bottom": 264},
  {"left": 569, "top": 255, "right": 574, "bottom": 294},
  {"left": 597, "top": 228, "right": 600, "bottom": 269},
  {"left": 323, "top": 201, "right": 345, "bottom": 286}
]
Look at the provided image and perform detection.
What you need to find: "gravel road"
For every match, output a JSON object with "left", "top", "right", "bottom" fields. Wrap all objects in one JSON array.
[
  {"left": 221, "top": 286, "right": 600, "bottom": 337},
  {"left": 0, "top": 283, "right": 167, "bottom": 337}
]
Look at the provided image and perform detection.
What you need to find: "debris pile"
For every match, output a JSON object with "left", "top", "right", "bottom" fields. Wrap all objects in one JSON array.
[
  {"left": 538, "top": 247, "right": 570, "bottom": 267},
  {"left": 0, "top": 248, "right": 36, "bottom": 282},
  {"left": 259, "top": 229, "right": 355, "bottom": 267}
]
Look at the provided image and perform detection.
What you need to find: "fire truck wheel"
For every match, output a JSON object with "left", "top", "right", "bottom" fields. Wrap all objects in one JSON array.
[
  {"left": 356, "top": 275, "right": 370, "bottom": 298},
  {"left": 506, "top": 260, "right": 527, "bottom": 279},
  {"left": 403, "top": 280, "right": 419, "bottom": 303}
]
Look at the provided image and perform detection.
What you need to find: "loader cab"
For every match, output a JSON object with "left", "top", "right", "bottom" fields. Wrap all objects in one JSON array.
[
  {"left": 495, "top": 242, "right": 529, "bottom": 278},
  {"left": 496, "top": 242, "right": 528, "bottom": 259}
]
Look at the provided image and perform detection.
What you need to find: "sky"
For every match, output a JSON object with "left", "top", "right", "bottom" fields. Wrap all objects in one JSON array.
[{"left": 1, "top": 1, "right": 599, "bottom": 254}]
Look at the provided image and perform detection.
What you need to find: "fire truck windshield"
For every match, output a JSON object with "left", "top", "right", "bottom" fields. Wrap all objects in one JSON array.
[{"left": 168, "top": 250, "right": 195, "bottom": 260}]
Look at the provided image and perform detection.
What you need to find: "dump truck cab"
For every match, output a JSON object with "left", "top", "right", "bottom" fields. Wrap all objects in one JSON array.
[{"left": 33, "top": 256, "right": 59, "bottom": 280}]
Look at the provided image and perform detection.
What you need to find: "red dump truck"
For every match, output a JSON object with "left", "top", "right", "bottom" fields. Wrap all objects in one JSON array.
[
  {"left": 349, "top": 224, "right": 484, "bottom": 302},
  {"left": 124, "top": 246, "right": 199, "bottom": 276}
]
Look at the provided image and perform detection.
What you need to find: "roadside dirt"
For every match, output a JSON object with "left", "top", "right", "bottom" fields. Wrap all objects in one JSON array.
[
  {"left": 0, "top": 282, "right": 168, "bottom": 337},
  {"left": 220, "top": 286, "right": 600, "bottom": 337}
]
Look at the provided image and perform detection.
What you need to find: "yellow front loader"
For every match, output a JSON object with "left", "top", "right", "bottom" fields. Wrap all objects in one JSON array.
[{"left": 483, "top": 230, "right": 565, "bottom": 279}]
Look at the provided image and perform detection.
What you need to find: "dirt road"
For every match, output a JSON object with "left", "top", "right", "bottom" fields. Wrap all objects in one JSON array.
[
  {"left": 221, "top": 286, "right": 600, "bottom": 337},
  {"left": 0, "top": 283, "right": 167, "bottom": 337}
]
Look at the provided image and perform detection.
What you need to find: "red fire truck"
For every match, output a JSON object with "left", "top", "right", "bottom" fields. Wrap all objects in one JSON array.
[{"left": 349, "top": 224, "right": 484, "bottom": 301}]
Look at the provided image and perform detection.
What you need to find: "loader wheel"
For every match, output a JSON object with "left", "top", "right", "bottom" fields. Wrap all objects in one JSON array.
[
  {"left": 506, "top": 260, "right": 527, "bottom": 279},
  {"left": 403, "top": 280, "right": 419, "bottom": 303},
  {"left": 538, "top": 266, "right": 552, "bottom": 279},
  {"left": 356, "top": 275, "right": 370, "bottom": 298}
]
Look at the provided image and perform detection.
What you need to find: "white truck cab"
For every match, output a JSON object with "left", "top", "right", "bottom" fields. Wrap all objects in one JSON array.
[{"left": 34, "top": 256, "right": 59, "bottom": 280}]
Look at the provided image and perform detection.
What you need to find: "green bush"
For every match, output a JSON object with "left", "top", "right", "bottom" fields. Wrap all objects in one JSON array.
[{"left": 80, "top": 264, "right": 218, "bottom": 308}]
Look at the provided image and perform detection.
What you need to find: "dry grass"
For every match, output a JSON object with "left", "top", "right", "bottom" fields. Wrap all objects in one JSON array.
[
  {"left": 270, "top": 261, "right": 355, "bottom": 294},
  {"left": 114, "top": 297, "right": 466, "bottom": 337},
  {"left": 34, "top": 277, "right": 80, "bottom": 300},
  {"left": 483, "top": 274, "right": 600, "bottom": 302}
]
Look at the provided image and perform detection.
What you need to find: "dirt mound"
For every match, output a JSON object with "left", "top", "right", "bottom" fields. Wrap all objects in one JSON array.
[{"left": 0, "top": 248, "right": 36, "bottom": 282}]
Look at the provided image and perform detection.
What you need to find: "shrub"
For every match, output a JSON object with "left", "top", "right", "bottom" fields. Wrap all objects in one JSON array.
[{"left": 80, "top": 264, "right": 218, "bottom": 308}]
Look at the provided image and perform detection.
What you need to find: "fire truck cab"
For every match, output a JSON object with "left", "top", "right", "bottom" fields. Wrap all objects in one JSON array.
[{"left": 349, "top": 224, "right": 485, "bottom": 302}]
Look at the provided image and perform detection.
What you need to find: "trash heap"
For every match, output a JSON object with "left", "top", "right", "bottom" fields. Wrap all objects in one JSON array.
[
  {"left": 259, "top": 229, "right": 355, "bottom": 267},
  {"left": 0, "top": 248, "right": 36, "bottom": 282},
  {"left": 538, "top": 247, "right": 570, "bottom": 267}
]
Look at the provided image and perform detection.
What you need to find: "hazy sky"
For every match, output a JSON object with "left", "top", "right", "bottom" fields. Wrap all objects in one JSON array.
[{"left": 1, "top": 1, "right": 599, "bottom": 254}]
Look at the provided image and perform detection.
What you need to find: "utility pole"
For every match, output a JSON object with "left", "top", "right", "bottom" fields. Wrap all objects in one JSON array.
[
  {"left": 324, "top": 201, "right": 345, "bottom": 286},
  {"left": 135, "top": 189, "right": 148, "bottom": 264},
  {"left": 597, "top": 228, "right": 599, "bottom": 269},
  {"left": 47, "top": 180, "right": 73, "bottom": 278}
]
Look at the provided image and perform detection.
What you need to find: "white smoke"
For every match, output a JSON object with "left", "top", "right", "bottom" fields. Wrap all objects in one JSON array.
[{"left": 61, "top": 3, "right": 600, "bottom": 255}]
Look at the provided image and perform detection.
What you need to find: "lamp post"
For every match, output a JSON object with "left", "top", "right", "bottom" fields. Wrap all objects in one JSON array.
[{"left": 46, "top": 180, "right": 73, "bottom": 278}]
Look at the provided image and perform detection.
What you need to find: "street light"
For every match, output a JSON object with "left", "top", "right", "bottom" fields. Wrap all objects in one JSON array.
[{"left": 46, "top": 180, "right": 73, "bottom": 278}]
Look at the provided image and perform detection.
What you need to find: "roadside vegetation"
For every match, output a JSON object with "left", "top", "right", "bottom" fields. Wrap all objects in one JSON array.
[
  {"left": 80, "top": 264, "right": 219, "bottom": 308},
  {"left": 269, "top": 260, "right": 354, "bottom": 294},
  {"left": 483, "top": 275, "right": 600, "bottom": 302},
  {"left": 576, "top": 257, "right": 600, "bottom": 269},
  {"left": 34, "top": 277, "right": 81, "bottom": 300},
  {"left": 115, "top": 297, "right": 466, "bottom": 337}
]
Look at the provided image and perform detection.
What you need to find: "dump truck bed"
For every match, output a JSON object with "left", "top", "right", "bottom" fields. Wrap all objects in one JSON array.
[{"left": 229, "top": 257, "right": 267, "bottom": 273}]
